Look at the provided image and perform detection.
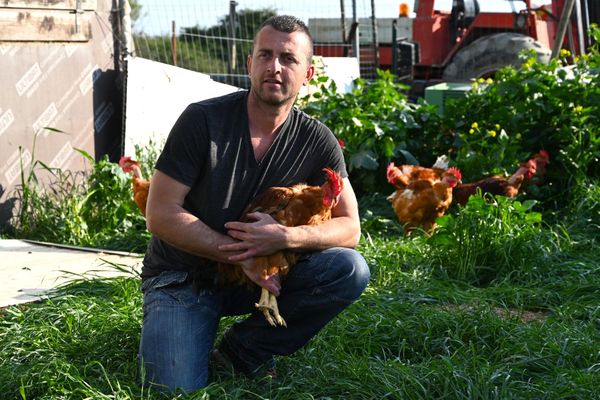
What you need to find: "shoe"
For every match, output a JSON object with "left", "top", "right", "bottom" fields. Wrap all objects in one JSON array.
[{"left": 211, "top": 348, "right": 277, "bottom": 380}]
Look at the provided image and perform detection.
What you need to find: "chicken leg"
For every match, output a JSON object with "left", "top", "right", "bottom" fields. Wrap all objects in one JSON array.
[{"left": 255, "top": 288, "right": 286, "bottom": 327}]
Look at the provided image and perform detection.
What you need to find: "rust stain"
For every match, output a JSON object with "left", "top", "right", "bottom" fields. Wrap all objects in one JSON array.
[
  {"left": 17, "top": 12, "right": 31, "bottom": 23},
  {"left": 39, "top": 15, "right": 55, "bottom": 32}
]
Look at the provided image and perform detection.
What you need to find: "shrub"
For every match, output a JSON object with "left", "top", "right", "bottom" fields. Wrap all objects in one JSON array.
[
  {"left": 439, "top": 36, "right": 600, "bottom": 203},
  {"left": 8, "top": 136, "right": 154, "bottom": 252},
  {"left": 302, "top": 70, "right": 443, "bottom": 195}
]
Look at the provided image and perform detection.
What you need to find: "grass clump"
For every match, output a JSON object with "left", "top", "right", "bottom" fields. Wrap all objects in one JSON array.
[{"left": 4, "top": 137, "right": 159, "bottom": 253}]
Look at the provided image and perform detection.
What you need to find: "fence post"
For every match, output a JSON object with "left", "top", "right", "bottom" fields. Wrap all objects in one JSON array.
[
  {"left": 171, "top": 20, "right": 177, "bottom": 66},
  {"left": 227, "top": 1, "right": 238, "bottom": 84}
]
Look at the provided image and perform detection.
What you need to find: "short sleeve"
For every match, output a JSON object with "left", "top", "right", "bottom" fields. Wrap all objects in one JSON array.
[{"left": 155, "top": 103, "right": 209, "bottom": 187}]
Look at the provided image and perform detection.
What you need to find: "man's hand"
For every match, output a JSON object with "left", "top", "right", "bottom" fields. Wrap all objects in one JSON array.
[
  {"left": 218, "top": 212, "right": 287, "bottom": 262},
  {"left": 237, "top": 258, "right": 281, "bottom": 296}
]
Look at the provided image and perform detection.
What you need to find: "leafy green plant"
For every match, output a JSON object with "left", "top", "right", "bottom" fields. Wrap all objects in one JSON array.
[
  {"left": 439, "top": 30, "right": 600, "bottom": 202},
  {"left": 302, "top": 70, "right": 442, "bottom": 195},
  {"left": 427, "top": 192, "right": 543, "bottom": 285},
  {"left": 7, "top": 134, "right": 155, "bottom": 252}
]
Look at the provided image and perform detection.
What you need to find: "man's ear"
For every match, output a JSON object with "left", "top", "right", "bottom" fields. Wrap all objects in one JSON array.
[
  {"left": 303, "top": 64, "right": 315, "bottom": 86},
  {"left": 246, "top": 54, "right": 253, "bottom": 74}
]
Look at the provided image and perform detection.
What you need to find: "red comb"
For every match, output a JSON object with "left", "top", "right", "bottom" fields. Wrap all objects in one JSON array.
[
  {"left": 447, "top": 167, "right": 462, "bottom": 180},
  {"left": 323, "top": 167, "right": 344, "bottom": 195},
  {"left": 119, "top": 156, "right": 139, "bottom": 173}
]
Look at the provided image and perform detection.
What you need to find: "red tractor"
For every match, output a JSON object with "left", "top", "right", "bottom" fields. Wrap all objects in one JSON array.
[
  {"left": 404, "top": 0, "right": 593, "bottom": 85},
  {"left": 311, "top": 0, "right": 597, "bottom": 89}
]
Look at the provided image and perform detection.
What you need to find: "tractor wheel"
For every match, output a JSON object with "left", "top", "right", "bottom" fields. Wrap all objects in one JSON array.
[{"left": 442, "top": 32, "right": 551, "bottom": 81}]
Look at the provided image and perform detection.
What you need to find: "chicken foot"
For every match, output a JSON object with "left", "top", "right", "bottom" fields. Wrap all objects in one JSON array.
[{"left": 255, "top": 288, "right": 286, "bottom": 327}]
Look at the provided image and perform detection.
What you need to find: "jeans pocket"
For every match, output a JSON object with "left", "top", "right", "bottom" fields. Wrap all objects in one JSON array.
[
  {"left": 141, "top": 270, "right": 189, "bottom": 293},
  {"left": 142, "top": 270, "right": 195, "bottom": 308}
]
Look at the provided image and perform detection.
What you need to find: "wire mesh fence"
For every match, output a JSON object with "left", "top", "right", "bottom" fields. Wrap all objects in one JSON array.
[{"left": 131, "top": 0, "right": 403, "bottom": 87}]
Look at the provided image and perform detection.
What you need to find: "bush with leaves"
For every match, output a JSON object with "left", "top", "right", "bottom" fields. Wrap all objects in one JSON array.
[
  {"left": 8, "top": 140, "right": 156, "bottom": 252},
  {"left": 439, "top": 27, "right": 600, "bottom": 203},
  {"left": 303, "top": 26, "right": 600, "bottom": 203},
  {"left": 302, "top": 70, "right": 443, "bottom": 195}
]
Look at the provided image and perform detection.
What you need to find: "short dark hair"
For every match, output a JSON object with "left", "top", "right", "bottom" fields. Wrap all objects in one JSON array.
[{"left": 254, "top": 15, "right": 313, "bottom": 60}]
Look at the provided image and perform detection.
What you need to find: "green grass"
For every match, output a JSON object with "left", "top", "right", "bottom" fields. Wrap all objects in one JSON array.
[{"left": 1, "top": 189, "right": 599, "bottom": 399}]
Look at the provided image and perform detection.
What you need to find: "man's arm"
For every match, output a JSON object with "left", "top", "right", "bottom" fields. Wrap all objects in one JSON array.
[
  {"left": 220, "top": 177, "right": 361, "bottom": 262},
  {"left": 145, "top": 170, "right": 281, "bottom": 293}
]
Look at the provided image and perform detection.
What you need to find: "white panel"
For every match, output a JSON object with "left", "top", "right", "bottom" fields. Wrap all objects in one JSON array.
[{"left": 123, "top": 56, "right": 240, "bottom": 156}]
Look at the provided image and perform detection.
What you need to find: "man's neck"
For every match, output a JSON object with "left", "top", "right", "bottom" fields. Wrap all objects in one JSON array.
[
  {"left": 246, "top": 93, "right": 296, "bottom": 162},
  {"left": 246, "top": 93, "right": 294, "bottom": 137}
]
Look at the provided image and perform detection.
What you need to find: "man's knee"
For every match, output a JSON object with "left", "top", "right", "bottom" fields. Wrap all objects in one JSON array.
[{"left": 321, "top": 247, "right": 370, "bottom": 302}]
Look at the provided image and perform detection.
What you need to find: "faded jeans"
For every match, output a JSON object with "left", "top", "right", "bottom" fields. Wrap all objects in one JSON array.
[{"left": 138, "top": 247, "right": 370, "bottom": 393}]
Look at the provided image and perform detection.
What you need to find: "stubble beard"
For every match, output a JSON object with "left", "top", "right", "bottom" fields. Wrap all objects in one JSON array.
[{"left": 251, "top": 82, "right": 297, "bottom": 108}]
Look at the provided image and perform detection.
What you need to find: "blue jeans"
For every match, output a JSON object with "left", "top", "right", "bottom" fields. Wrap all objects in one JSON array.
[{"left": 138, "top": 247, "right": 370, "bottom": 393}]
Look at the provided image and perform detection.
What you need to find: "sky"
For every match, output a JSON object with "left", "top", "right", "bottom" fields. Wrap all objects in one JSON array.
[
  {"left": 134, "top": 0, "right": 446, "bottom": 36},
  {"left": 133, "top": 1, "right": 545, "bottom": 36}
]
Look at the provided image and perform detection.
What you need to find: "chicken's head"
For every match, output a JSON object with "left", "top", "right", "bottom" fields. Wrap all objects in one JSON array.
[
  {"left": 119, "top": 156, "right": 138, "bottom": 172},
  {"left": 522, "top": 159, "right": 537, "bottom": 179},
  {"left": 386, "top": 162, "right": 401, "bottom": 186},
  {"left": 119, "top": 156, "right": 143, "bottom": 179},
  {"left": 322, "top": 168, "right": 344, "bottom": 208},
  {"left": 443, "top": 167, "right": 462, "bottom": 188},
  {"left": 534, "top": 150, "right": 550, "bottom": 168}
]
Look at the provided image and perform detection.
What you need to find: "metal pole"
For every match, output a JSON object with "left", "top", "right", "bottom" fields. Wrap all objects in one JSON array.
[
  {"left": 551, "top": 0, "right": 576, "bottom": 57},
  {"left": 370, "top": 0, "right": 379, "bottom": 70},
  {"left": 574, "top": 0, "right": 586, "bottom": 54},
  {"left": 340, "top": 0, "right": 347, "bottom": 43},
  {"left": 392, "top": 19, "right": 397, "bottom": 74},
  {"left": 227, "top": 1, "right": 238, "bottom": 81},
  {"left": 352, "top": 0, "right": 359, "bottom": 60},
  {"left": 171, "top": 20, "right": 177, "bottom": 66}
]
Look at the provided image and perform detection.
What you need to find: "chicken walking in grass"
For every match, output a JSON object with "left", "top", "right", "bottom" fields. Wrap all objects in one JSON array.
[
  {"left": 218, "top": 167, "right": 344, "bottom": 326},
  {"left": 451, "top": 153, "right": 545, "bottom": 207},
  {"left": 388, "top": 166, "right": 462, "bottom": 234},
  {"left": 119, "top": 156, "right": 150, "bottom": 216}
]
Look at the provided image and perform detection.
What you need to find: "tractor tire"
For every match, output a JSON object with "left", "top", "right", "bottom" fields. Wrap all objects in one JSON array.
[{"left": 442, "top": 32, "right": 551, "bottom": 82}]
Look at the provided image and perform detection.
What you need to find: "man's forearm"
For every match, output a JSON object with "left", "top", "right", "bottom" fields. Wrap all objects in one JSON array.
[
  {"left": 286, "top": 216, "right": 361, "bottom": 251},
  {"left": 146, "top": 204, "right": 238, "bottom": 264}
]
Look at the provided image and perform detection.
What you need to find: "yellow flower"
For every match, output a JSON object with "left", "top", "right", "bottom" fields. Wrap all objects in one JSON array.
[
  {"left": 488, "top": 130, "right": 497, "bottom": 138},
  {"left": 574, "top": 105, "right": 583, "bottom": 113},
  {"left": 522, "top": 58, "right": 535, "bottom": 70},
  {"left": 560, "top": 48, "right": 571, "bottom": 58},
  {"left": 486, "top": 78, "right": 493, "bottom": 84},
  {"left": 477, "top": 77, "right": 485, "bottom": 83},
  {"left": 471, "top": 122, "right": 478, "bottom": 129},
  {"left": 469, "top": 129, "right": 475, "bottom": 135},
  {"left": 495, "top": 124, "right": 500, "bottom": 131}
]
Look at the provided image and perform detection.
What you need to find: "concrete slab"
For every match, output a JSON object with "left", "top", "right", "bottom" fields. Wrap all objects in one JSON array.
[{"left": 0, "top": 239, "right": 143, "bottom": 308}]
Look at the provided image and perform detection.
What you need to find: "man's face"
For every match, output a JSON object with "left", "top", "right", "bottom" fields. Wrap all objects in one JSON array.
[{"left": 247, "top": 25, "right": 314, "bottom": 107}]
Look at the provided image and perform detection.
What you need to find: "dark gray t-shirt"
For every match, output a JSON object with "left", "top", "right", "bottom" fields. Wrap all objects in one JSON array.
[{"left": 141, "top": 90, "right": 347, "bottom": 286}]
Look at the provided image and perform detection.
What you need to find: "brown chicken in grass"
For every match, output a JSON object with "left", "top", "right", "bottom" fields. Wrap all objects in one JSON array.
[
  {"left": 217, "top": 167, "right": 344, "bottom": 327},
  {"left": 119, "top": 156, "right": 150, "bottom": 216},
  {"left": 451, "top": 157, "right": 538, "bottom": 207},
  {"left": 388, "top": 167, "right": 462, "bottom": 234}
]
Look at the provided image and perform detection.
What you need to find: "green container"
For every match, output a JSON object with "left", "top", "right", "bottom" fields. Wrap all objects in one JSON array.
[{"left": 424, "top": 82, "right": 473, "bottom": 116}]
